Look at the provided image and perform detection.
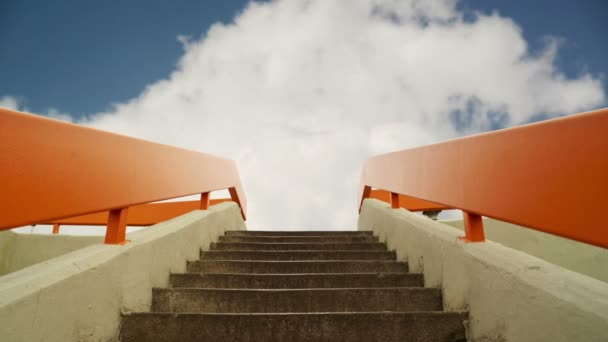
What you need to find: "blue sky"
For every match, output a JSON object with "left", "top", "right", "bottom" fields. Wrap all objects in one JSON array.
[
  {"left": 1, "top": 0, "right": 606, "bottom": 118},
  {"left": 2, "top": 1, "right": 606, "bottom": 229}
]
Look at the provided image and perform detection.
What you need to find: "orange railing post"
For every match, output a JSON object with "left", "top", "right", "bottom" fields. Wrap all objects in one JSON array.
[
  {"left": 52, "top": 223, "right": 60, "bottom": 234},
  {"left": 200, "top": 192, "right": 210, "bottom": 210},
  {"left": 104, "top": 208, "right": 129, "bottom": 244},
  {"left": 390, "top": 192, "right": 400, "bottom": 209},
  {"left": 461, "top": 212, "right": 485, "bottom": 242}
]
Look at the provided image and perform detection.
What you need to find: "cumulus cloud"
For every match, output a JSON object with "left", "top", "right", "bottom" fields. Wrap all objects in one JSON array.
[{"left": 4, "top": 0, "right": 605, "bottom": 230}]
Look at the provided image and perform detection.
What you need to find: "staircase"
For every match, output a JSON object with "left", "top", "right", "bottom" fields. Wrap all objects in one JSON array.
[{"left": 120, "top": 230, "right": 467, "bottom": 341}]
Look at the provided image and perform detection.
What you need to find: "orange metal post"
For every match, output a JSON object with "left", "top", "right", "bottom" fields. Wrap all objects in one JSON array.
[
  {"left": 390, "top": 192, "right": 400, "bottom": 209},
  {"left": 52, "top": 223, "right": 60, "bottom": 234},
  {"left": 104, "top": 208, "right": 129, "bottom": 244},
  {"left": 461, "top": 211, "right": 485, "bottom": 242},
  {"left": 200, "top": 192, "right": 210, "bottom": 210}
]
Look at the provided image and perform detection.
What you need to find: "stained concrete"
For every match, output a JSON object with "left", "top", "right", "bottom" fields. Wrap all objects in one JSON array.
[
  {"left": 200, "top": 250, "right": 396, "bottom": 260},
  {"left": 121, "top": 312, "right": 468, "bottom": 342},
  {"left": 0, "top": 202, "right": 246, "bottom": 342},
  {"left": 0, "top": 230, "right": 102, "bottom": 275},
  {"left": 359, "top": 198, "right": 608, "bottom": 342},
  {"left": 170, "top": 272, "right": 424, "bottom": 288},
  {"left": 442, "top": 217, "right": 608, "bottom": 282},
  {"left": 219, "top": 235, "right": 378, "bottom": 243},
  {"left": 152, "top": 287, "right": 442, "bottom": 313},
  {"left": 121, "top": 229, "right": 467, "bottom": 341},
  {"left": 211, "top": 242, "right": 387, "bottom": 250},
  {"left": 187, "top": 260, "right": 408, "bottom": 273},
  {"left": 225, "top": 230, "right": 374, "bottom": 236}
]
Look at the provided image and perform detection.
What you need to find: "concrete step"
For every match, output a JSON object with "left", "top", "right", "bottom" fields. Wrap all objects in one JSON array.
[
  {"left": 187, "top": 260, "right": 408, "bottom": 274},
  {"left": 218, "top": 235, "right": 378, "bottom": 243},
  {"left": 225, "top": 230, "right": 373, "bottom": 236},
  {"left": 121, "top": 312, "right": 468, "bottom": 342},
  {"left": 151, "top": 287, "right": 442, "bottom": 313},
  {"left": 170, "top": 272, "right": 424, "bottom": 289},
  {"left": 210, "top": 242, "right": 387, "bottom": 251},
  {"left": 200, "top": 250, "right": 396, "bottom": 261}
]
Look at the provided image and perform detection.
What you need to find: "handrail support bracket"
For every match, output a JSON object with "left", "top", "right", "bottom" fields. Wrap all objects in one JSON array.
[{"left": 460, "top": 211, "right": 485, "bottom": 242}]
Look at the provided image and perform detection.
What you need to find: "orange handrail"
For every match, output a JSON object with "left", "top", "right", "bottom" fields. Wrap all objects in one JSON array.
[
  {"left": 45, "top": 199, "right": 233, "bottom": 234},
  {"left": 360, "top": 108, "right": 608, "bottom": 248},
  {"left": 0, "top": 108, "right": 247, "bottom": 244}
]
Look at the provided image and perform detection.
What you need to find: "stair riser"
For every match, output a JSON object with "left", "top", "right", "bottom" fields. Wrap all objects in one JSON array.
[
  {"left": 225, "top": 230, "right": 373, "bottom": 236},
  {"left": 200, "top": 250, "right": 395, "bottom": 261},
  {"left": 121, "top": 312, "right": 467, "bottom": 342},
  {"left": 187, "top": 261, "right": 408, "bottom": 274},
  {"left": 210, "top": 242, "right": 387, "bottom": 251},
  {"left": 152, "top": 288, "right": 442, "bottom": 313},
  {"left": 171, "top": 273, "right": 424, "bottom": 289},
  {"left": 218, "top": 236, "right": 378, "bottom": 243}
]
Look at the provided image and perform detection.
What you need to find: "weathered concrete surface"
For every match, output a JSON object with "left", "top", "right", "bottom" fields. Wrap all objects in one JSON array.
[
  {"left": 219, "top": 235, "right": 378, "bottom": 243},
  {"left": 170, "top": 272, "right": 424, "bottom": 288},
  {"left": 442, "top": 218, "right": 608, "bottom": 283},
  {"left": 121, "top": 312, "right": 468, "bottom": 342},
  {"left": 359, "top": 198, "right": 608, "bottom": 342},
  {"left": 225, "top": 230, "right": 373, "bottom": 236},
  {"left": 200, "top": 250, "right": 396, "bottom": 260},
  {"left": 0, "top": 202, "right": 245, "bottom": 342},
  {"left": 0, "top": 230, "right": 102, "bottom": 275},
  {"left": 187, "top": 260, "right": 408, "bottom": 273},
  {"left": 211, "top": 242, "right": 387, "bottom": 250},
  {"left": 152, "top": 287, "right": 442, "bottom": 312}
]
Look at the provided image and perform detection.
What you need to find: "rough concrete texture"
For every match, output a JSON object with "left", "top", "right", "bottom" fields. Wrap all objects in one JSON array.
[
  {"left": 200, "top": 250, "right": 396, "bottom": 260},
  {"left": 152, "top": 287, "right": 442, "bottom": 313},
  {"left": 442, "top": 218, "right": 608, "bottom": 283},
  {"left": 225, "top": 230, "right": 374, "bottom": 236},
  {"left": 0, "top": 202, "right": 245, "bottom": 342},
  {"left": 121, "top": 229, "right": 467, "bottom": 341},
  {"left": 121, "top": 312, "right": 468, "bottom": 342},
  {"left": 359, "top": 199, "right": 608, "bottom": 342},
  {"left": 219, "top": 235, "right": 378, "bottom": 243},
  {"left": 211, "top": 242, "right": 387, "bottom": 250},
  {"left": 170, "top": 272, "right": 424, "bottom": 288},
  {"left": 187, "top": 260, "right": 408, "bottom": 273},
  {"left": 0, "top": 230, "right": 102, "bottom": 275}
]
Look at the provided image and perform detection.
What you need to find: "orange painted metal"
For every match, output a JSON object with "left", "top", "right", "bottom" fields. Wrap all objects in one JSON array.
[
  {"left": 368, "top": 190, "right": 449, "bottom": 212},
  {"left": 46, "top": 199, "right": 232, "bottom": 226},
  {"left": 200, "top": 192, "right": 211, "bottom": 210},
  {"left": 104, "top": 208, "right": 128, "bottom": 244},
  {"left": 390, "top": 192, "right": 400, "bottom": 209},
  {"left": 461, "top": 212, "right": 485, "bottom": 242},
  {"left": 52, "top": 223, "right": 60, "bottom": 234},
  {"left": 360, "top": 108, "right": 608, "bottom": 248},
  {"left": 0, "top": 108, "right": 247, "bottom": 233}
]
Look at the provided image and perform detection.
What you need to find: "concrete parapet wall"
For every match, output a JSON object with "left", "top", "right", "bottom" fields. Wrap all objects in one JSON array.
[
  {"left": 359, "top": 199, "right": 608, "bottom": 342},
  {"left": 441, "top": 218, "right": 608, "bottom": 283},
  {"left": 0, "top": 202, "right": 246, "bottom": 342},
  {"left": 0, "top": 231, "right": 102, "bottom": 276}
]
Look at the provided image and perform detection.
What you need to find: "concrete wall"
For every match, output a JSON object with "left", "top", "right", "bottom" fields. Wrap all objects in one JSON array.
[
  {"left": 359, "top": 199, "right": 608, "bottom": 342},
  {"left": 0, "top": 202, "right": 246, "bottom": 342},
  {"left": 0, "top": 231, "right": 102, "bottom": 275},
  {"left": 441, "top": 218, "right": 608, "bottom": 283}
]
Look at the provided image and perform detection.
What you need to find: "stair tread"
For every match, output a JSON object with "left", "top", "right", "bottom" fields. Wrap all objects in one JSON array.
[
  {"left": 121, "top": 311, "right": 467, "bottom": 342},
  {"left": 151, "top": 287, "right": 443, "bottom": 313}
]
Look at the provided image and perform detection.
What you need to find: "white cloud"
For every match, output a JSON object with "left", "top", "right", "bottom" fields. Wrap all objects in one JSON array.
[{"left": 5, "top": 0, "right": 605, "bottom": 230}]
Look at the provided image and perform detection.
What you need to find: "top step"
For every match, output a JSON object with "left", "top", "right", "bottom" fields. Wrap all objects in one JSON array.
[{"left": 225, "top": 230, "right": 373, "bottom": 236}]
